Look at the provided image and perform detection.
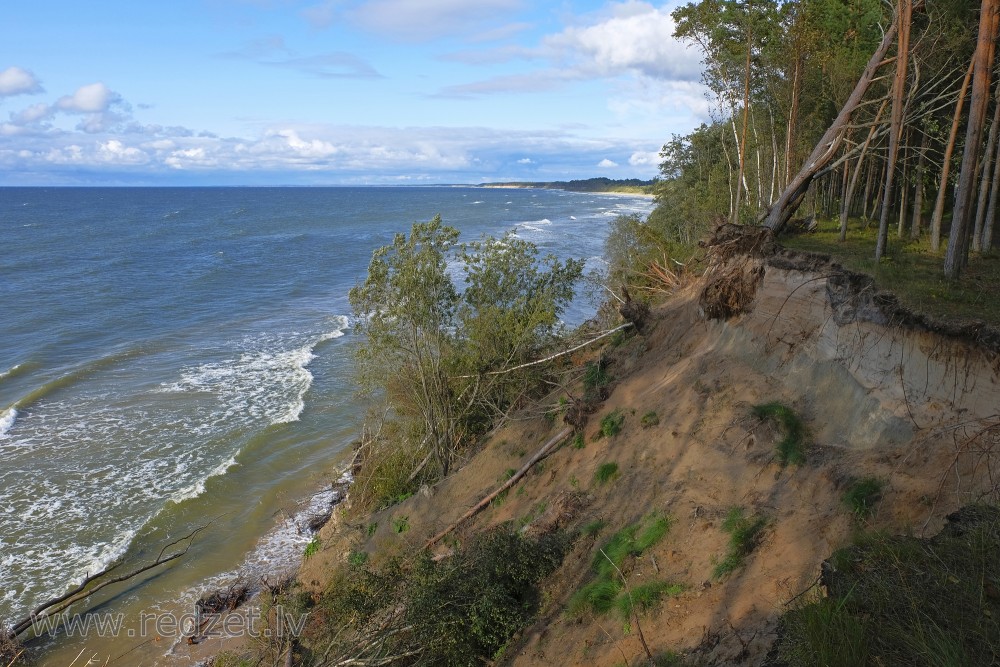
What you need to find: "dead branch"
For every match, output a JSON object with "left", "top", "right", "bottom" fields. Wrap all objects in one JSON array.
[{"left": 424, "top": 426, "right": 572, "bottom": 548}]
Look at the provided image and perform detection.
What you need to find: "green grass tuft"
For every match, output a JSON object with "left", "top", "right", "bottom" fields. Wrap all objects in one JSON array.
[
  {"left": 581, "top": 519, "right": 607, "bottom": 537},
  {"left": 392, "top": 515, "right": 410, "bottom": 534},
  {"left": 304, "top": 536, "right": 321, "bottom": 558},
  {"left": 713, "top": 507, "right": 769, "bottom": 579},
  {"left": 752, "top": 401, "right": 806, "bottom": 466},
  {"left": 594, "top": 462, "right": 620, "bottom": 485},
  {"left": 641, "top": 411, "right": 660, "bottom": 428},
  {"left": 572, "top": 432, "right": 586, "bottom": 449},
  {"left": 616, "top": 581, "right": 686, "bottom": 618},
  {"left": 598, "top": 410, "right": 626, "bottom": 438},
  {"left": 843, "top": 477, "right": 885, "bottom": 519},
  {"left": 567, "top": 579, "right": 622, "bottom": 616}
]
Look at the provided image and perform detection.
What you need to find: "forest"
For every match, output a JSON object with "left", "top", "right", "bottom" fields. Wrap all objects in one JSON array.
[{"left": 651, "top": 0, "right": 999, "bottom": 280}]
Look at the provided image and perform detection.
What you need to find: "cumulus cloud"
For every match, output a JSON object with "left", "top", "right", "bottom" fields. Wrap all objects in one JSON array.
[
  {"left": 517, "top": 157, "right": 533, "bottom": 164},
  {"left": 0, "top": 66, "right": 43, "bottom": 97},
  {"left": 597, "top": 158, "right": 618, "bottom": 168},
  {"left": 56, "top": 83, "right": 119, "bottom": 113},
  {"left": 628, "top": 150, "right": 660, "bottom": 167},
  {"left": 544, "top": 1, "right": 700, "bottom": 81}
]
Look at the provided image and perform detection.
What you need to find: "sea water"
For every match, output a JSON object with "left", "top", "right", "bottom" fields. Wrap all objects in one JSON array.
[{"left": 0, "top": 186, "right": 653, "bottom": 663}]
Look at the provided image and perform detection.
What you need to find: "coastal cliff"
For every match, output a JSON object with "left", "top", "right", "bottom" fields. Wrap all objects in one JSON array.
[{"left": 281, "top": 229, "right": 1000, "bottom": 665}]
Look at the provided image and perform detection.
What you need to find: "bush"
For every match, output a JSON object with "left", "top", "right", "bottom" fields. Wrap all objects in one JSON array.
[
  {"left": 392, "top": 516, "right": 410, "bottom": 534},
  {"left": 583, "top": 359, "right": 610, "bottom": 399},
  {"left": 641, "top": 411, "right": 660, "bottom": 428},
  {"left": 572, "top": 432, "right": 586, "bottom": 449},
  {"left": 843, "top": 477, "right": 885, "bottom": 519},
  {"left": 752, "top": 402, "right": 806, "bottom": 466},
  {"left": 713, "top": 507, "right": 769, "bottom": 579},
  {"left": 316, "top": 526, "right": 568, "bottom": 666},
  {"left": 594, "top": 462, "right": 620, "bottom": 485},
  {"left": 304, "top": 536, "right": 321, "bottom": 558}
]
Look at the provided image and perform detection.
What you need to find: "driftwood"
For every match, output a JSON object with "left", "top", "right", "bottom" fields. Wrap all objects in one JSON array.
[
  {"left": 424, "top": 426, "right": 572, "bottom": 548},
  {"left": 5, "top": 524, "right": 208, "bottom": 639}
]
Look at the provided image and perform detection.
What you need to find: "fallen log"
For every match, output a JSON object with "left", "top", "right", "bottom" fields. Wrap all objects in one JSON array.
[{"left": 424, "top": 426, "right": 572, "bottom": 549}]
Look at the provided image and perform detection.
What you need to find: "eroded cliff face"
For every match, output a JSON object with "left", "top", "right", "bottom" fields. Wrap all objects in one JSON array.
[{"left": 302, "top": 236, "right": 1000, "bottom": 666}]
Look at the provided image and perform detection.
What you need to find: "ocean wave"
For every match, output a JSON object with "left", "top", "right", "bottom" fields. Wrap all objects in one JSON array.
[
  {"left": 168, "top": 454, "right": 239, "bottom": 505},
  {"left": 0, "top": 408, "right": 16, "bottom": 437},
  {"left": 8, "top": 349, "right": 144, "bottom": 413},
  {"left": 160, "top": 316, "right": 349, "bottom": 428}
]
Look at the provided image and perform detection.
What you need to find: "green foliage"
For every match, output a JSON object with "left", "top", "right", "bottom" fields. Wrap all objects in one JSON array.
[
  {"left": 843, "top": 477, "right": 885, "bottom": 519},
  {"left": 582, "top": 519, "right": 607, "bottom": 537},
  {"left": 582, "top": 359, "right": 610, "bottom": 399},
  {"left": 366, "top": 521, "right": 378, "bottom": 537},
  {"left": 350, "top": 216, "right": 583, "bottom": 481},
  {"left": 641, "top": 411, "right": 660, "bottom": 428},
  {"left": 713, "top": 507, "right": 769, "bottom": 579},
  {"left": 570, "top": 513, "right": 680, "bottom": 619},
  {"left": 593, "top": 462, "right": 620, "bottom": 485},
  {"left": 752, "top": 401, "right": 806, "bottom": 466},
  {"left": 597, "top": 410, "right": 625, "bottom": 438},
  {"left": 348, "top": 550, "right": 369, "bottom": 568},
  {"left": 778, "top": 506, "right": 1000, "bottom": 666},
  {"left": 392, "top": 515, "right": 410, "bottom": 534},
  {"left": 304, "top": 536, "right": 321, "bottom": 558},
  {"left": 616, "top": 581, "right": 686, "bottom": 618},
  {"left": 572, "top": 433, "right": 586, "bottom": 449},
  {"left": 316, "top": 526, "right": 568, "bottom": 666}
]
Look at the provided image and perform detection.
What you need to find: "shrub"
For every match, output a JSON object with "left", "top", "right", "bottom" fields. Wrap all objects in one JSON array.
[
  {"left": 317, "top": 526, "right": 568, "bottom": 666},
  {"left": 616, "top": 581, "right": 686, "bottom": 617},
  {"left": 713, "top": 507, "right": 769, "bottom": 579},
  {"left": 583, "top": 359, "right": 610, "bottom": 398},
  {"left": 392, "top": 516, "right": 410, "bottom": 534},
  {"left": 594, "top": 462, "right": 620, "bottom": 485},
  {"left": 304, "top": 536, "right": 321, "bottom": 558},
  {"left": 752, "top": 402, "right": 806, "bottom": 466},
  {"left": 597, "top": 409, "right": 625, "bottom": 439},
  {"left": 581, "top": 519, "right": 607, "bottom": 536},
  {"left": 843, "top": 477, "right": 885, "bottom": 519},
  {"left": 641, "top": 411, "right": 660, "bottom": 428},
  {"left": 348, "top": 550, "right": 369, "bottom": 568},
  {"left": 572, "top": 433, "right": 586, "bottom": 449}
]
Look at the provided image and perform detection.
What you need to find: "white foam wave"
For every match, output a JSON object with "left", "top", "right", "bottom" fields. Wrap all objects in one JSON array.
[
  {"left": 161, "top": 316, "right": 349, "bottom": 428},
  {"left": 169, "top": 454, "right": 239, "bottom": 505},
  {"left": 0, "top": 408, "right": 16, "bottom": 437},
  {"left": 472, "top": 200, "right": 484, "bottom": 204},
  {"left": 0, "top": 364, "right": 22, "bottom": 382},
  {"left": 67, "top": 529, "right": 136, "bottom": 587}
]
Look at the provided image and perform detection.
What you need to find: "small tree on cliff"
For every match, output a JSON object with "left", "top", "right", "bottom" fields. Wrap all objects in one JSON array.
[{"left": 349, "top": 216, "right": 582, "bottom": 478}]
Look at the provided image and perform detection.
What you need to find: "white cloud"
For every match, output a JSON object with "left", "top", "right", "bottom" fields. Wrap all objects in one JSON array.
[
  {"left": 517, "top": 157, "right": 533, "bottom": 164},
  {"left": 10, "top": 103, "right": 53, "bottom": 126},
  {"left": 56, "top": 83, "right": 119, "bottom": 113},
  {"left": 0, "top": 67, "right": 43, "bottom": 97},
  {"left": 597, "top": 158, "right": 618, "bottom": 168},
  {"left": 99, "top": 139, "right": 149, "bottom": 164},
  {"left": 629, "top": 150, "right": 660, "bottom": 167},
  {"left": 544, "top": 2, "right": 700, "bottom": 81}
]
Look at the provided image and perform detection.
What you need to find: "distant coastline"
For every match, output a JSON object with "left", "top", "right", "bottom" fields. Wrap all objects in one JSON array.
[{"left": 479, "top": 177, "right": 656, "bottom": 197}]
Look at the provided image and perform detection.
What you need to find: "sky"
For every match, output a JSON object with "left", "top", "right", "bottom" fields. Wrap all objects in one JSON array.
[{"left": 0, "top": 0, "right": 709, "bottom": 185}]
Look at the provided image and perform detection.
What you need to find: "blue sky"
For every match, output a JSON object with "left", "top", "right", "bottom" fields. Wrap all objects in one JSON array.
[{"left": 0, "top": 1, "right": 708, "bottom": 185}]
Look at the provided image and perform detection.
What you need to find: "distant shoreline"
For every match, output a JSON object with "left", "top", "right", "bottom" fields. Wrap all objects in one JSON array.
[{"left": 478, "top": 177, "right": 656, "bottom": 197}]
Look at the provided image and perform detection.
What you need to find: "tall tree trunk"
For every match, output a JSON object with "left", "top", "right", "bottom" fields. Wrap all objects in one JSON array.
[
  {"left": 911, "top": 127, "right": 930, "bottom": 238},
  {"left": 876, "top": 0, "right": 913, "bottom": 261},
  {"left": 733, "top": 6, "right": 754, "bottom": 225},
  {"left": 973, "top": 75, "right": 1000, "bottom": 251},
  {"left": 863, "top": 157, "right": 877, "bottom": 220},
  {"left": 785, "top": 55, "right": 802, "bottom": 189},
  {"left": 770, "top": 106, "right": 779, "bottom": 205},
  {"left": 931, "top": 59, "right": 976, "bottom": 251},
  {"left": 897, "top": 128, "right": 912, "bottom": 237},
  {"left": 765, "top": 17, "right": 900, "bottom": 232},
  {"left": 983, "top": 116, "right": 1000, "bottom": 252},
  {"left": 945, "top": 0, "right": 1000, "bottom": 279},
  {"left": 841, "top": 100, "right": 889, "bottom": 240}
]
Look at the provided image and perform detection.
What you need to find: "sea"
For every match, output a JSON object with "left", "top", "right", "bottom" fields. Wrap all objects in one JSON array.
[{"left": 0, "top": 186, "right": 654, "bottom": 664}]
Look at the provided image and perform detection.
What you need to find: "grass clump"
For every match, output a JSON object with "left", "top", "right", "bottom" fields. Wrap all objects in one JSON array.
[
  {"left": 594, "top": 462, "right": 620, "bottom": 485},
  {"left": 751, "top": 401, "right": 806, "bottom": 466},
  {"left": 569, "top": 513, "right": 681, "bottom": 619},
  {"left": 571, "top": 432, "right": 586, "bottom": 449},
  {"left": 304, "top": 536, "right": 321, "bottom": 558},
  {"left": 596, "top": 409, "right": 625, "bottom": 439},
  {"left": 581, "top": 519, "right": 607, "bottom": 536},
  {"left": 641, "top": 411, "right": 660, "bottom": 428},
  {"left": 616, "top": 581, "right": 686, "bottom": 617},
  {"left": 777, "top": 505, "right": 1000, "bottom": 666},
  {"left": 713, "top": 507, "right": 769, "bottom": 579},
  {"left": 392, "top": 515, "right": 410, "bottom": 534},
  {"left": 843, "top": 477, "right": 885, "bottom": 519}
]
